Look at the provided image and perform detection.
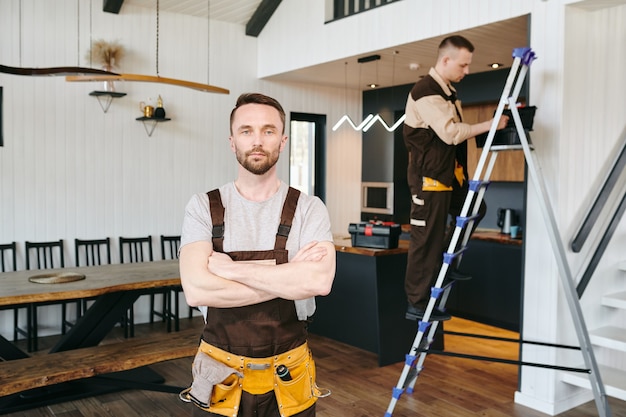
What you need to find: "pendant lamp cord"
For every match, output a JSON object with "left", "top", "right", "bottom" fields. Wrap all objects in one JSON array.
[
  {"left": 77, "top": 0, "right": 80, "bottom": 66},
  {"left": 88, "top": 0, "right": 92, "bottom": 67},
  {"left": 343, "top": 61, "right": 348, "bottom": 115},
  {"left": 207, "top": 0, "right": 210, "bottom": 84},
  {"left": 156, "top": 0, "right": 160, "bottom": 76},
  {"left": 19, "top": 0, "right": 22, "bottom": 66}
]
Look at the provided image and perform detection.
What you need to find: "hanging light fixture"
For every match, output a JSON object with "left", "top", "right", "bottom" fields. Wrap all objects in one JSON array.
[
  {"left": 66, "top": 0, "right": 229, "bottom": 94},
  {"left": 362, "top": 50, "right": 405, "bottom": 132},
  {"left": 332, "top": 61, "right": 374, "bottom": 131},
  {"left": 333, "top": 52, "right": 407, "bottom": 132}
]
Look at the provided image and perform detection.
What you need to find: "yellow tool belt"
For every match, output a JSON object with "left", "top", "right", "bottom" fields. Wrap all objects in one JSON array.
[
  {"left": 196, "top": 340, "right": 319, "bottom": 417},
  {"left": 422, "top": 161, "right": 465, "bottom": 191}
]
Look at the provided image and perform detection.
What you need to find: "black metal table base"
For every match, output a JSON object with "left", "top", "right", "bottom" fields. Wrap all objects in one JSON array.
[{"left": 0, "top": 367, "right": 185, "bottom": 415}]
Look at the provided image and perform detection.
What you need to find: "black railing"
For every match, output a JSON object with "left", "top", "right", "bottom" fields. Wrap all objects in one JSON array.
[
  {"left": 573, "top": 129, "right": 626, "bottom": 297},
  {"left": 330, "top": 0, "right": 403, "bottom": 22}
]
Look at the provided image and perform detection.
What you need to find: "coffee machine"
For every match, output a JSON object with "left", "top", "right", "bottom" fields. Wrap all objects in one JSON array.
[{"left": 497, "top": 208, "right": 518, "bottom": 234}]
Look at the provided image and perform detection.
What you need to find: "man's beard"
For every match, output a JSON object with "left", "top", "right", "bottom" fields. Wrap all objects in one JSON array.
[{"left": 236, "top": 146, "right": 280, "bottom": 175}]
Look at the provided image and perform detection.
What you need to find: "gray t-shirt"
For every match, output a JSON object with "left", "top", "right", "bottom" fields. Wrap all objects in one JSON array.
[{"left": 180, "top": 181, "right": 333, "bottom": 320}]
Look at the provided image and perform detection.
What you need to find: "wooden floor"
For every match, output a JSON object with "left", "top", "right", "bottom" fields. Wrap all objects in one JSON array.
[{"left": 3, "top": 316, "right": 625, "bottom": 417}]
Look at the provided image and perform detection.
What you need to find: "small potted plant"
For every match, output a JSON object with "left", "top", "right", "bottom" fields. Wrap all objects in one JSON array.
[{"left": 86, "top": 39, "right": 125, "bottom": 91}]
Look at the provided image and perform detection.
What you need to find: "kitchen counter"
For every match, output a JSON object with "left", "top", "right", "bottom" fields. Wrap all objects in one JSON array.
[
  {"left": 472, "top": 228, "right": 523, "bottom": 246},
  {"left": 333, "top": 227, "right": 521, "bottom": 255}
]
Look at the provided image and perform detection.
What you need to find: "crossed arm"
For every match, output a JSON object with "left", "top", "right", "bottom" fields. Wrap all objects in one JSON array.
[{"left": 179, "top": 240, "right": 336, "bottom": 308}]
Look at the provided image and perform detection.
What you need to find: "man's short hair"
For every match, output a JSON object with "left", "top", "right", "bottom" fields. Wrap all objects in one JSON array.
[
  {"left": 438, "top": 35, "right": 475, "bottom": 55},
  {"left": 230, "top": 93, "right": 286, "bottom": 134}
]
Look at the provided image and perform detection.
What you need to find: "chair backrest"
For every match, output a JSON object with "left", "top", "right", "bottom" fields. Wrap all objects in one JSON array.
[
  {"left": 25, "top": 240, "right": 65, "bottom": 270},
  {"left": 0, "top": 242, "right": 17, "bottom": 272},
  {"left": 119, "top": 236, "right": 153, "bottom": 263},
  {"left": 160, "top": 235, "right": 181, "bottom": 260},
  {"left": 75, "top": 238, "right": 111, "bottom": 266}
]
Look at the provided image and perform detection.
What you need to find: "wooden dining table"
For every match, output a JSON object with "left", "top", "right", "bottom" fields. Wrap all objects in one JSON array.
[
  {"left": 0, "top": 259, "right": 181, "bottom": 359},
  {"left": 0, "top": 260, "right": 187, "bottom": 411}
]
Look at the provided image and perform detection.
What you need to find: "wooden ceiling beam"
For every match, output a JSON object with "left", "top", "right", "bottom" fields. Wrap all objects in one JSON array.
[
  {"left": 103, "top": 0, "right": 124, "bottom": 14},
  {"left": 246, "top": 0, "right": 281, "bottom": 37}
]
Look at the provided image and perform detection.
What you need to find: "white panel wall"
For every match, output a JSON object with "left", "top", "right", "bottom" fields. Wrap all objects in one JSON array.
[
  {"left": 0, "top": 0, "right": 362, "bottom": 336},
  {"left": 516, "top": 1, "right": 626, "bottom": 414}
]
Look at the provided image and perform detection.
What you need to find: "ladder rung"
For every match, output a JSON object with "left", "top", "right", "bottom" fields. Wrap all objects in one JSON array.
[
  {"left": 455, "top": 214, "right": 480, "bottom": 228},
  {"left": 468, "top": 180, "right": 490, "bottom": 192},
  {"left": 443, "top": 248, "right": 467, "bottom": 264}
]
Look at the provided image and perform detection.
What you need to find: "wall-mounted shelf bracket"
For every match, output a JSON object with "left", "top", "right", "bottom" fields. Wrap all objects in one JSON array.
[
  {"left": 136, "top": 116, "right": 171, "bottom": 137},
  {"left": 89, "top": 91, "right": 127, "bottom": 113}
]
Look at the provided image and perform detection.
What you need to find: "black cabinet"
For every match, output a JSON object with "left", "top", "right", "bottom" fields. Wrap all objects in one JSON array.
[
  {"left": 309, "top": 249, "right": 442, "bottom": 366},
  {"left": 446, "top": 239, "right": 523, "bottom": 331}
]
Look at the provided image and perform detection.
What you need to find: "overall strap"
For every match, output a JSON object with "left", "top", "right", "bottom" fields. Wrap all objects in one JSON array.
[
  {"left": 206, "top": 189, "right": 225, "bottom": 252},
  {"left": 275, "top": 187, "right": 301, "bottom": 251}
]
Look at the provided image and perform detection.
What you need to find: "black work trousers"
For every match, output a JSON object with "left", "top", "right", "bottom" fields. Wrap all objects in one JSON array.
[{"left": 404, "top": 180, "right": 486, "bottom": 307}]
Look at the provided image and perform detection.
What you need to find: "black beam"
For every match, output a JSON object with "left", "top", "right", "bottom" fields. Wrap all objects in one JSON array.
[
  {"left": 357, "top": 54, "right": 381, "bottom": 63},
  {"left": 246, "top": 0, "right": 281, "bottom": 37},
  {"left": 103, "top": 0, "right": 124, "bottom": 14}
]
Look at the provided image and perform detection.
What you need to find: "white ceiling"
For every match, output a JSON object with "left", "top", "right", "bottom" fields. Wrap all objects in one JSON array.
[
  {"left": 123, "top": 0, "right": 264, "bottom": 25},
  {"left": 123, "top": 0, "right": 529, "bottom": 91}
]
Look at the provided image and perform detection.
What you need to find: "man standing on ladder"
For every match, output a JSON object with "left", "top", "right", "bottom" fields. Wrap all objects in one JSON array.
[{"left": 403, "top": 35, "right": 508, "bottom": 321}]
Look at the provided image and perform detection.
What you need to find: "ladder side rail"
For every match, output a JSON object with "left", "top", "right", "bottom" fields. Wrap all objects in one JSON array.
[
  {"left": 509, "top": 98, "right": 611, "bottom": 417},
  {"left": 510, "top": 64, "right": 530, "bottom": 105},
  {"left": 456, "top": 152, "right": 499, "bottom": 257},
  {"left": 385, "top": 321, "right": 432, "bottom": 417},
  {"left": 471, "top": 57, "right": 522, "bottom": 182},
  {"left": 405, "top": 320, "right": 441, "bottom": 393},
  {"left": 456, "top": 56, "right": 529, "bottom": 260},
  {"left": 571, "top": 134, "right": 626, "bottom": 252}
]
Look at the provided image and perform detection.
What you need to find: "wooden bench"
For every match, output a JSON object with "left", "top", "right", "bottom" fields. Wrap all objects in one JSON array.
[{"left": 0, "top": 327, "right": 201, "bottom": 397}]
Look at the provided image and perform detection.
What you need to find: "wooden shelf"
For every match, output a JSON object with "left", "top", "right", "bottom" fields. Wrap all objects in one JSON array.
[
  {"left": 136, "top": 116, "right": 171, "bottom": 137},
  {"left": 89, "top": 91, "right": 127, "bottom": 113}
]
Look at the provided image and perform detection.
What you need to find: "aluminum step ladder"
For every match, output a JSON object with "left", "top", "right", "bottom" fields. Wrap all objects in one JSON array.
[{"left": 385, "top": 47, "right": 611, "bottom": 417}]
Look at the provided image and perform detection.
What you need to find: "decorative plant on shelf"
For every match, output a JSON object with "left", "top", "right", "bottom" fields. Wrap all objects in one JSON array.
[
  {"left": 86, "top": 39, "right": 125, "bottom": 92},
  {"left": 87, "top": 39, "right": 125, "bottom": 70}
]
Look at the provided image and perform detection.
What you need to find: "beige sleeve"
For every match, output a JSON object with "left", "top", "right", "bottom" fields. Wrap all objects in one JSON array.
[{"left": 415, "top": 95, "right": 473, "bottom": 145}]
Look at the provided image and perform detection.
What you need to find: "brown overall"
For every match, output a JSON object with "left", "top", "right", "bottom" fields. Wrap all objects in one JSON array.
[{"left": 193, "top": 187, "right": 317, "bottom": 417}]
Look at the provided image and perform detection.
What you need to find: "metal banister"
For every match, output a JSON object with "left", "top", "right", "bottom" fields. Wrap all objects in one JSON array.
[{"left": 571, "top": 130, "right": 626, "bottom": 253}]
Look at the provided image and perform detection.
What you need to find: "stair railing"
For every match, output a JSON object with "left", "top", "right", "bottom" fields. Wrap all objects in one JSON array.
[{"left": 571, "top": 128, "right": 626, "bottom": 296}]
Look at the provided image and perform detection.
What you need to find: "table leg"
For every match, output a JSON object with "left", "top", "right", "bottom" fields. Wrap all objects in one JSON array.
[{"left": 50, "top": 290, "right": 140, "bottom": 352}]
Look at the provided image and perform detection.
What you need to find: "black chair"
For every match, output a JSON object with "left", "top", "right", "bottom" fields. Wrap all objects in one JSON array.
[
  {"left": 0, "top": 242, "right": 22, "bottom": 346},
  {"left": 0, "top": 242, "right": 17, "bottom": 273},
  {"left": 119, "top": 236, "right": 155, "bottom": 337},
  {"left": 23, "top": 239, "right": 73, "bottom": 351},
  {"left": 75, "top": 237, "right": 111, "bottom": 267},
  {"left": 160, "top": 235, "right": 188, "bottom": 331},
  {"left": 74, "top": 238, "right": 112, "bottom": 315}
]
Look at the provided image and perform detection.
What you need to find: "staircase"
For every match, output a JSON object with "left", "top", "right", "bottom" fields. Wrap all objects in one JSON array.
[{"left": 562, "top": 261, "right": 626, "bottom": 400}]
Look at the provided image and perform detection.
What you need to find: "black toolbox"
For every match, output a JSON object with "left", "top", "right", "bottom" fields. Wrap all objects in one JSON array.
[
  {"left": 348, "top": 222, "right": 402, "bottom": 249},
  {"left": 476, "top": 105, "right": 536, "bottom": 148}
]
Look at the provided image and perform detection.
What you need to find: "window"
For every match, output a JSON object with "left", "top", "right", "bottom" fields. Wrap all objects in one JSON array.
[{"left": 289, "top": 113, "right": 326, "bottom": 201}]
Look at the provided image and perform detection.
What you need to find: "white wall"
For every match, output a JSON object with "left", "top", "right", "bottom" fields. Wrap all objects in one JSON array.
[
  {"left": 0, "top": 0, "right": 361, "bottom": 334},
  {"left": 517, "top": 1, "right": 626, "bottom": 414}
]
